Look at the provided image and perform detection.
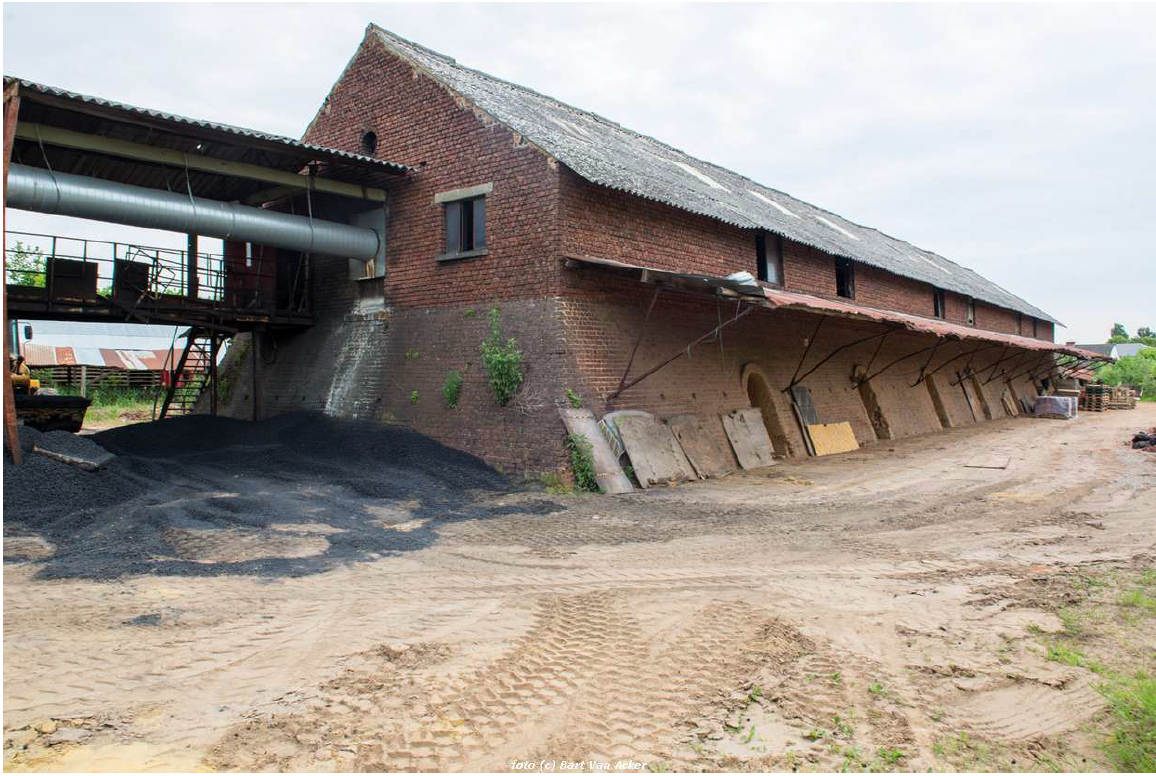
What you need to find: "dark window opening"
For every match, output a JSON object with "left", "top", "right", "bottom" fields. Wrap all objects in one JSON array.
[
  {"left": 1032, "top": 317, "right": 1039, "bottom": 338},
  {"left": 443, "top": 196, "right": 486, "bottom": 258},
  {"left": 835, "top": 257, "right": 855, "bottom": 299},
  {"left": 966, "top": 298, "right": 976, "bottom": 326},
  {"left": 360, "top": 131, "right": 378, "bottom": 156},
  {"left": 1016, "top": 312, "right": 1024, "bottom": 334},
  {"left": 933, "top": 288, "right": 946, "bottom": 319},
  {"left": 755, "top": 232, "right": 784, "bottom": 285}
]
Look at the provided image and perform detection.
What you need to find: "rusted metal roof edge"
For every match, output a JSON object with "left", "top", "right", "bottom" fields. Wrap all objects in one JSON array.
[{"left": 564, "top": 254, "right": 1108, "bottom": 363}]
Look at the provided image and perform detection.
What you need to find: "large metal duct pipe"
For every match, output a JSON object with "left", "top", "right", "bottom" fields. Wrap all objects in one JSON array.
[{"left": 6, "top": 164, "right": 380, "bottom": 260}]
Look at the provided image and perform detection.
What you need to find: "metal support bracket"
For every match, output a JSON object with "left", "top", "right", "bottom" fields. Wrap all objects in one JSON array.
[
  {"left": 854, "top": 339, "right": 943, "bottom": 388},
  {"left": 607, "top": 298, "right": 754, "bottom": 400},
  {"left": 783, "top": 320, "right": 900, "bottom": 393},
  {"left": 612, "top": 285, "right": 663, "bottom": 398}
]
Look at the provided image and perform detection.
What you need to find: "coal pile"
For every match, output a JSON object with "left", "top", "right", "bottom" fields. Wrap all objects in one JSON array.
[
  {"left": 1130, "top": 428, "right": 1156, "bottom": 452},
  {"left": 5, "top": 413, "right": 559, "bottom": 580}
]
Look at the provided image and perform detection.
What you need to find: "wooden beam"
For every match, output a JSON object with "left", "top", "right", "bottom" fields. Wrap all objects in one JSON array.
[
  {"left": 3, "top": 90, "right": 22, "bottom": 464},
  {"left": 15, "top": 123, "right": 386, "bottom": 202}
]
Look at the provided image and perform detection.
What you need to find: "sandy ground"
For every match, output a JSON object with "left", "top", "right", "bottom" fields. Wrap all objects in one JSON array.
[{"left": 4, "top": 406, "right": 1155, "bottom": 772}]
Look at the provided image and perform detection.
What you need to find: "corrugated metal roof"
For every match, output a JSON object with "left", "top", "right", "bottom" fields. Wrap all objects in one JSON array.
[
  {"left": 368, "top": 25, "right": 1061, "bottom": 326},
  {"left": 6, "top": 76, "right": 410, "bottom": 175},
  {"left": 19, "top": 343, "right": 202, "bottom": 371}
]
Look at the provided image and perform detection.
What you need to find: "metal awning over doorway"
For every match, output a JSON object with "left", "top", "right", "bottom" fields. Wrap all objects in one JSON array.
[{"left": 563, "top": 254, "right": 1112, "bottom": 401}]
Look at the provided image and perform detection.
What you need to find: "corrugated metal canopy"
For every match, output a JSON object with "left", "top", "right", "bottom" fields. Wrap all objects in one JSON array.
[
  {"left": 566, "top": 254, "right": 1109, "bottom": 362},
  {"left": 366, "top": 25, "right": 1061, "bottom": 326},
  {"left": 5, "top": 76, "right": 408, "bottom": 204}
]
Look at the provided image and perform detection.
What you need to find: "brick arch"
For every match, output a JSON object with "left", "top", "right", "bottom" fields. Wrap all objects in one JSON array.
[{"left": 741, "top": 363, "right": 793, "bottom": 458}]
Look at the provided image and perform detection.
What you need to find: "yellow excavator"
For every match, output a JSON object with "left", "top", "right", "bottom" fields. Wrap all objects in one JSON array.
[{"left": 9, "top": 324, "right": 91, "bottom": 433}]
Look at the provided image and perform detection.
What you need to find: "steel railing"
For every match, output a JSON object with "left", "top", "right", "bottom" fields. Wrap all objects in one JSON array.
[{"left": 3, "top": 230, "right": 309, "bottom": 316}]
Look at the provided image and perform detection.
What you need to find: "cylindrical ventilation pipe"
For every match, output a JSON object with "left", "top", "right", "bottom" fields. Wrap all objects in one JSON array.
[{"left": 6, "top": 164, "right": 380, "bottom": 261}]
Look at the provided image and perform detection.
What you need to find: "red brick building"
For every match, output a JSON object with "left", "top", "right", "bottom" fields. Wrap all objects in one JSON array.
[{"left": 221, "top": 25, "right": 1099, "bottom": 473}]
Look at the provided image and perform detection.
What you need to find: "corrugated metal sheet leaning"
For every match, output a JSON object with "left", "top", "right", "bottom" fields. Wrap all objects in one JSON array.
[{"left": 368, "top": 25, "right": 1059, "bottom": 325}]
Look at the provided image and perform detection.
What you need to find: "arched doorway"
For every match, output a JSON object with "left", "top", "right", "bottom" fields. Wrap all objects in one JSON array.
[{"left": 741, "top": 363, "right": 792, "bottom": 458}]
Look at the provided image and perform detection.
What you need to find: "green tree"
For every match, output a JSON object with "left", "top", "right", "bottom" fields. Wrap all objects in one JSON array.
[
  {"left": 1137, "top": 326, "right": 1153, "bottom": 339},
  {"left": 6, "top": 241, "right": 46, "bottom": 287},
  {"left": 1097, "top": 348, "right": 1156, "bottom": 399},
  {"left": 1111, "top": 323, "right": 1129, "bottom": 339}
]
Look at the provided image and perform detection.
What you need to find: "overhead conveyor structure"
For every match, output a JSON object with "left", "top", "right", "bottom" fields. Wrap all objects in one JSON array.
[
  {"left": 7, "top": 165, "right": 382, "bottom": 261},
  {"left": 2, "top": 76, "right": 410, "bottom": 463}
]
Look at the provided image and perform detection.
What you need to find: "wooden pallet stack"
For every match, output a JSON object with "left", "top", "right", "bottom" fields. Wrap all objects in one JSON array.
[
  {"left": 1106, "top": 386, "right": 1138, "bottom": 410},
  {"left": 1081, "top": 385, "right": 1111, "bottom": 412}
]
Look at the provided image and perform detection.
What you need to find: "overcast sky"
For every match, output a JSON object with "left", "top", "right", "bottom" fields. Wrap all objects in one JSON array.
[{"left": 4, "top": 3, "right": 1153, "bottom": 343}]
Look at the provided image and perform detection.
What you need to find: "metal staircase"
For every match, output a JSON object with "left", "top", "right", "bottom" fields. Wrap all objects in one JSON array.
[{"left": 154, "top": 328, "right": 217, "bottom": 419}]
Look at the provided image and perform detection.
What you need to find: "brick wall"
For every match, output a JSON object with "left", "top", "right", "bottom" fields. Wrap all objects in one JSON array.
[
  {"left": 303, "top": 33, "right": 565, "bottom": 308},
  {"left": 559, "top": 170, "right": 1051, "bottom": 338}
]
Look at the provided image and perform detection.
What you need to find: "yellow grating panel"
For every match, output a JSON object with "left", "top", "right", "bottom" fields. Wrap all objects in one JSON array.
[{"left": 806, "top": 422, "right": 859, "bottom": 456}]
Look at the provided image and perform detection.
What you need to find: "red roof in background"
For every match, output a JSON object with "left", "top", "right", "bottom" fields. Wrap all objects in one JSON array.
[{"left": 19, "top": 343, "right": 205, "bottom": 371}]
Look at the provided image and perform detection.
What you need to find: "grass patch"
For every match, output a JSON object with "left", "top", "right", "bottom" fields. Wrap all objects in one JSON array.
[
  {"left": 532, "top": 471, "right": 573, "bottom": 494},
  {"left": 1101, "top": 672, "right": 1156, "bottom": 771},
  {"left": 1023, "top": 567, "right": 1156, "bottom": 771},
  {"left": 565, "top": 433, "right": 600, "bottom": 493},
  {"left": 1119, "top": 589, "right": 1156, "bottom": 614},
  {"left": 84, "top": 385, "right": 156, "bottom": 425},
  {"left": 1058, "top": 606, "right": 1086, "bottom": 637},
  {"left": 1046, "top": 642, "right": 1105, "bottom": 673},
  {"left": 931, "top": 731, "right": 1005, "bottom": 771}
]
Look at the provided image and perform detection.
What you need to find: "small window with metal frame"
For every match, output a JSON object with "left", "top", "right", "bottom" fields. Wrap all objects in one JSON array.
[
  {"left": 933, "top": 288, "right": 946, "bottom": 319},
  {"left": 835, "top": 257, "right": 855, "bottom": 299},
  {"left": 435, "top": 183, "right": 492, "bottom": 262},
  {"left": 755, "top": 232, "right": 784, "bottom": 285}
]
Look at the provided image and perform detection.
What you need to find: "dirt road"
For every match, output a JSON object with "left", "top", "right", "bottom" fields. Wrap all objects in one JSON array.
[{"left": 4, "top": 407, "right": 1154, "bottom": 772}]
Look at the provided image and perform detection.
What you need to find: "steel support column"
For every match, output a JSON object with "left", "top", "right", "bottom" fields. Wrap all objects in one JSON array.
[
  {"left": 186, "top": 233, "right": 199, "bottom": 300},
  {"left": 209, "top": 334, "right": 219, "bottom": 417}
]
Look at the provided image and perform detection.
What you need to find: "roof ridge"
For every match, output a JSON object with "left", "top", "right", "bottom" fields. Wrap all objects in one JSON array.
[{"left": 370, "top": 26, "right": 629, "bottom": 133}]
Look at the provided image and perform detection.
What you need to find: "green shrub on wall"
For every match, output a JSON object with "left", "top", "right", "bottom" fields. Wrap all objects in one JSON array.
[
  {"left": 443, "top": 370, "right": 463, "bottom": 409},
  {"left": 481, "top": 307, "right": 523, "bottom": 406},
  {"left": 566, "top": 433, "right": 600, "bottom": 493}
]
